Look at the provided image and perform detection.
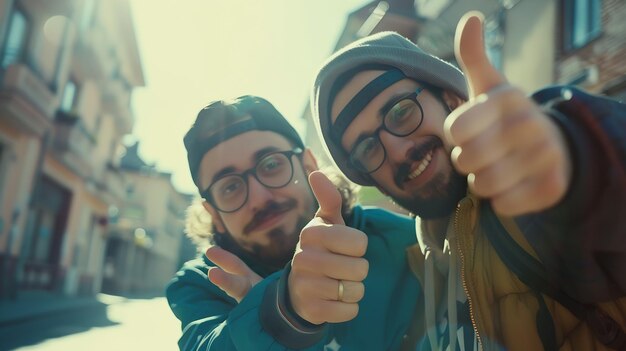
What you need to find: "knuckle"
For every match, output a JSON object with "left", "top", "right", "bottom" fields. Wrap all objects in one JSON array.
[
  {"left": 299, "top": 226, "right": 316, "bottom": 246},
  {"left": 353, "top": 282, "right": 365, "bottom": 301},
  {"left": 470, "top": 172, "right": 486, "bottom": 193},
  {"left": 347, "top": 304, "right": 359, "bottom": 320},
  {"left": 448, "top": 124, "right": 462, "bottom": 145},
  {"left": 354, "top": 258, "right": 369, "bottom": 281},
  {"left": 453, "top": 146, "right": 474, "bottom": 174},
  {"left": 291, "top": 251, "right": 309, "bottom": 272},
  {"left": 352, "top": 231, "right": 368, "bottom": 256},
  {"left": 454, "top": 151, "right": 468, "bottom": 173}
]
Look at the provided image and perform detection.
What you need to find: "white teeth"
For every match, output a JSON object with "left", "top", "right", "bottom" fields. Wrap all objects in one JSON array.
[{"left": 407, "top": 151, "right": 433, "bottom": 180}]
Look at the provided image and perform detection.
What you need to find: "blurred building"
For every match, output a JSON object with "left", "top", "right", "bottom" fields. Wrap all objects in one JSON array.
[
  {"left": 0, "top": 0, "right": 189, "bottom": 301},
  {"left": 412, "top": 0, "right": 626, "bottom": 97},
  {"left": 102, "top": 142, "right": 192, "bottom": 294},
  {"left": 301, "top": 0, "right": 626, "bottom": 207}
]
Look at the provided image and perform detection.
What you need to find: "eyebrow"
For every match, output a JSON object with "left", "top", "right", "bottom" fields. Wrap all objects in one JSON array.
[
  {"left": 210, "top": 146, "right": 282, "bottom": 184},
  {"left": 349, "top": 90, "right": 416, "bottom": 149},
  {"left": 378, "top": 90, "right": 415, "bottom": 117}
]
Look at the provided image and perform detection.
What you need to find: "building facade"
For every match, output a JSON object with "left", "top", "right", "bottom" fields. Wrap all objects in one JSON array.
[
  {"left": 102, "top": 142, "right": 192, "bottom": 294},
  {"left": 0, "top": 0, "right": 146, "bottom": 300}
]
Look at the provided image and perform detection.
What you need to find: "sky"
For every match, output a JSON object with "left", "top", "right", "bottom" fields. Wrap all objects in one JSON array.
[{"left": 129, "top": 0, "right": 369, "bottom": 195}]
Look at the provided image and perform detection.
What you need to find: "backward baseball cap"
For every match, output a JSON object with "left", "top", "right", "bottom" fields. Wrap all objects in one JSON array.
[
  {"left": 311, "top": 31, "right": 468, "bottom": 186},
  {"left": 184, "top": 95, "right": 304, "bottom": 192}
]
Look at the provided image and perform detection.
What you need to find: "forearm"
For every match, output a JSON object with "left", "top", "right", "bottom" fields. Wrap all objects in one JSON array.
[
  {"left": 168, "top": 267, "right": 312, "bottom": 350},
  {"left": 518, "top": 86, "right": 626, "bottom": 301}
]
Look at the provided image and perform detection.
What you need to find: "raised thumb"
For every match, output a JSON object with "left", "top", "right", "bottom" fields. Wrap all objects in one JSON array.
[
  {"left": 309, "top": 171, "right": 345, "bottom": 225},
  {"left": 454, "top": 11, "right": 507, "bottom": 98}
]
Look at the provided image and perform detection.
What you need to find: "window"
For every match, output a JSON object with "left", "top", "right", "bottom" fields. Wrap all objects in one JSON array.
[
  {"left": 1, "top": 8, "right": 29, "bottom": 69},
  {"left": 60, "top": 80, "right": 77, "bottom": 112},
  {"left": 563, "top": 0, "right": 602, "bottom": 50}
]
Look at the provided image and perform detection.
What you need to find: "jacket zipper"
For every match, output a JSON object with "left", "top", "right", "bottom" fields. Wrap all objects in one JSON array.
[{"left": 455, "top": 196, "right": 484, "bottom": 350}]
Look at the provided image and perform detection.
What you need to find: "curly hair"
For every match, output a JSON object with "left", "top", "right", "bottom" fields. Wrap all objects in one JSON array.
[{"left": 184, "top": 167, "right": 359, "bottom": 253}]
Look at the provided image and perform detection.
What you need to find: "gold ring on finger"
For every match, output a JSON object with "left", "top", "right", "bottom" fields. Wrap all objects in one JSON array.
[{"left": 337, "top": 279, "right": 345, "bottom": 302}]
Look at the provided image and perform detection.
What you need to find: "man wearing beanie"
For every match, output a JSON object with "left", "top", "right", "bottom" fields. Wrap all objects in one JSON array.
[
  {"left": 166, "top": 95, "right": 424, "bottom": 350},
  {"left": 311, "top": 12, "right": 626, "bottom": 351}
]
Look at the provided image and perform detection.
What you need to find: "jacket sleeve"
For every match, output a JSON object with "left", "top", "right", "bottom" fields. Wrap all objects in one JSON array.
[
  {"left": 517, "top": 86, "right": 626, "bottom": 302},
  {"left": 166, "top": 260, "right": 328, "bottom": 351},
  {"left": 166, "top": 261, "right": 238, "bottom": 350}
]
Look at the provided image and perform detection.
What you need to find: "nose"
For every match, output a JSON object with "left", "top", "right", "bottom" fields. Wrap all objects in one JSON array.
[
  {"left": 246, "top": 174, "right": 274, "bottom": 211},
  {"left": 379, "top": 129, "right": 415, "bottom": 165}
]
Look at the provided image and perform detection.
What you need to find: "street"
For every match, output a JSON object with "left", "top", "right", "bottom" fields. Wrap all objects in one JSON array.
[{"left": 0, "top": 295, "right": 181, "bottom": 351}]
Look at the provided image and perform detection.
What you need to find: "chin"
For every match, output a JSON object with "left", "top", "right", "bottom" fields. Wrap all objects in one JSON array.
[
  {"left": 394, "top": 170, "right": 467, "bottom": 219},
  {"left": 258, "top": 214, "right": 310, "bottom": 267}
]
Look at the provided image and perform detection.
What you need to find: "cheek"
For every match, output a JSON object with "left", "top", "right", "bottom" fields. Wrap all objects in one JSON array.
[
  {"left": 221, "top": 214, "right": 245, "bottom": 234},
  {"left": 285, "top": 181, "right": 316, "bottom": 214},
  {"left": 370, "top": 167, "right": 399, "bottom": 192}
]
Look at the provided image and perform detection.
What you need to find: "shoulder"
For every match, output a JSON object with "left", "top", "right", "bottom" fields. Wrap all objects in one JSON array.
[
  {"left": 532, "top": 85, "right": 623, "bottom": 113},
  {"left": 349, "top": 204, "right": 416, "bottom": 237},
  {"left": 173, "top": 256, "right": 213, "bottom": 279},
  {"left": 166, "top": 255, "right": 222, "bottom": 298}
]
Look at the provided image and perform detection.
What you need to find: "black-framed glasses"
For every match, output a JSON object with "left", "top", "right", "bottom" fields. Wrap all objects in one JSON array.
[
  {"left": 201, "top": 148, "right": 303, "bottom": 213},
  {"left": 348, "top": 87, "right": 424, "bottom": 173}
]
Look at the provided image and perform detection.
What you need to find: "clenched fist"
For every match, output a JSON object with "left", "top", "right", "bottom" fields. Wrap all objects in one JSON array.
[
  {"left": 444, "top": 12, "right": 572, "bottom": 216},
  {"left": 288, "top": 171, "right": 369, "bottom": 325}
]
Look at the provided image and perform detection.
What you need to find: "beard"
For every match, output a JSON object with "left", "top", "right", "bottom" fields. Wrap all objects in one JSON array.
[
  {"left": 247, "top": 215, "right": 311, "bottom": 270},
  {"left": 389, "top": 137, "right": 467, "bottom": 219},
  {"left": 214, "top": 185, "right": 318, "bottom": 273},
  {"left": 393, "top": 168, "right": 467, "bottom": 219}
]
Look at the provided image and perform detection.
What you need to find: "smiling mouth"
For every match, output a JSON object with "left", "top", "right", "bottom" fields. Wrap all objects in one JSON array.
[
  {"left": 407, "top": 150, "right": 433, "bottom": 181},
  {"left": 394, "top": 137, "right": 442, "bottom": 189}
]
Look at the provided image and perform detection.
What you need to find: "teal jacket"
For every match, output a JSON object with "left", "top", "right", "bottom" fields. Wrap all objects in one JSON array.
[{"left": 166, "top": 205, "right": 421, "bottom": 350}]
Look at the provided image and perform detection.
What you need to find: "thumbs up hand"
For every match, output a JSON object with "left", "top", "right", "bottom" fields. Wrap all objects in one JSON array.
[
  {"left": 288, "top": 171, "right": 368, "bottom": 325},
  {"left": 444, "top": 12, "right": 572, "bottom": 216}
]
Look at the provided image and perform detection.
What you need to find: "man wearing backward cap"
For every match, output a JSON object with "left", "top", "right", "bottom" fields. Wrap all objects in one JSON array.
[
  {"left": 166, "top": 95, "right": 425, "bottom": 350},
  {"left": 309, "top": 12, "right": 626, "bottom": 351}
]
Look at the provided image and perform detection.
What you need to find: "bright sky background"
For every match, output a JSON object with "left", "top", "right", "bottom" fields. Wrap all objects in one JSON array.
[{"left": 129, "top": 0, "right": 368, "bottom": 195}]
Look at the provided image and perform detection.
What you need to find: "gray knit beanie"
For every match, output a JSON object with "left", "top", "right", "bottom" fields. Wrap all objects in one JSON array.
[{"left": 311, "top": 31, "right": 468, "bottom": 186}]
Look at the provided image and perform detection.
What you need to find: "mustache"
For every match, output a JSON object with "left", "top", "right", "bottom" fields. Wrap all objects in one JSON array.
[
  {"left": 243, "top": 199, "right": 297, "bottom": 234},
  {"left": 394, "top": 137, "right": 443, "bottom": 188}
]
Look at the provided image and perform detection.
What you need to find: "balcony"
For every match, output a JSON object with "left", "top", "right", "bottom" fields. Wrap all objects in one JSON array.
[
  {"left": 100, "top": 163, "right": 127, "bottom": 204},
  {"left": 72, "top": 25, "right": 116, "bottom": 81},
  {"left": 0, "top": 63, "right": 56, "bottom": 137},
  {"left": 102, "top": 95, "right": 134, "bottom": 135},
  {"left": 52, "top": 110, "right": 96, "bottom": 178},
  {"left": 98, "top": 77, "right": 134, "bottom": 135}
]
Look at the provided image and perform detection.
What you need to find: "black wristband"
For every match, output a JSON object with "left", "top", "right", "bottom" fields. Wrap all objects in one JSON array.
[{"left": 259, "top": 262, "right": 327, "bottom": 349}]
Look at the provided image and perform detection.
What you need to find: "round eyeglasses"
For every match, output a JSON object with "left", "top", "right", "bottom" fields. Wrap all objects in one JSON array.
[
  {"left": 201, "top": 148, "right": 303, "bottom": 213},
  {"left": 348, "top": 87, "right": 424, "bottom": 173}
]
